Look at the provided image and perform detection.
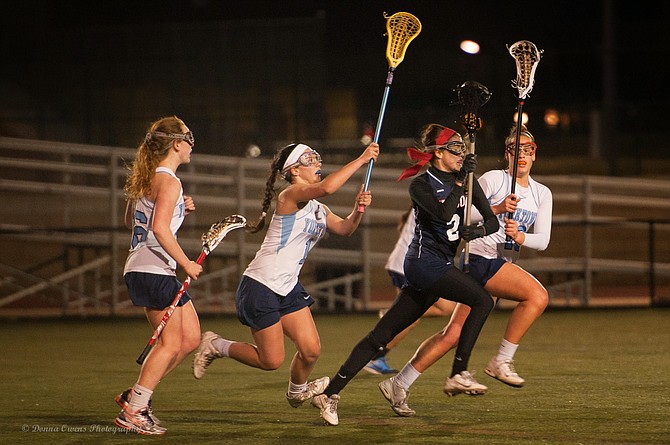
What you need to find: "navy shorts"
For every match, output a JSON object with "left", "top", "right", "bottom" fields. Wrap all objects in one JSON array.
[
  {"left": 235, "top": 275, "right": 314, "bottom": 331},
  {"left": 463, "top": 254, "right": 506, "bottom": 287},
  {"left": 404, "top": 254, "right": 454, "bottom": 291},
  {"left": 387, "top": 270, "right": 409, "bottom": 289},
  {"left": 124, "top": 272, "right": 191, "bottom": 310}
]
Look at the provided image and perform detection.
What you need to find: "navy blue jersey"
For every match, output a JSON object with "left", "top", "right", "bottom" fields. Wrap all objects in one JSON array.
[
  {"left": 403, "top": 167, "right": 498, "bottom": 290},
  {"left": 407, "top": 168, "right": 466, "bottom": 261}
]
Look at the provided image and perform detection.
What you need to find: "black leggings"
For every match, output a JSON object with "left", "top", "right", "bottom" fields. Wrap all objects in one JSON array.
[{"left": 325, "top": 266, "right": 493, "bottom": 396}]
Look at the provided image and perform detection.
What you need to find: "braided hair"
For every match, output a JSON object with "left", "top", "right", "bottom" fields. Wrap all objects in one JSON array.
[{"left": 246, "top": 143, "right": 300, "bottom": 234}]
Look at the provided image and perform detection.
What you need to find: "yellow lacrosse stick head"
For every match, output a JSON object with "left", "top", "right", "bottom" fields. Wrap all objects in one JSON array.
[{"left": 385, "top": 12, "right": 422, "bottom": 68}]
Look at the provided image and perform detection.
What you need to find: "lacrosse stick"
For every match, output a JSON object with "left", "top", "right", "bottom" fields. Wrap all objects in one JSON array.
[
  {"left": 136, "top": 215, "right": 247, "bottom": 365},
  {"left": 456, "top": 81, "right": 491, "bottom": 272},
  {"left": 501, "top": 40, "right": 543, "bottom": 260},
  {"left": 359, "top": 11, "right": 421, "bottom": 213}
]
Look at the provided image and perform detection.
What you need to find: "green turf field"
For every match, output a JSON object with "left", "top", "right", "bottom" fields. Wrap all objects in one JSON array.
[{"left": 1, "top": 308, "right": 668, "bottom": 445}]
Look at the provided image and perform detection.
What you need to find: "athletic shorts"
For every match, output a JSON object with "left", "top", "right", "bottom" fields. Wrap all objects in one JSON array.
[
  {"left": 124, "top": 272, "right": 191, "bottom": 310},
  {"left": 464, "top": 254, "right": 506, "bottom": 287},
  {"left": 404, "top": 253, "right": 455, "bottom": 291},
  {"left": 235, "top": 275, "right": 314, "bottom": 331},
  {"left": 387, "top": 270, "right": 409, "bottom": 289}
]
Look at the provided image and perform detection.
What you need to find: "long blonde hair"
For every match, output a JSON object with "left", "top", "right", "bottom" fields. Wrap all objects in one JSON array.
[{"left": 124, "top": 116, "right": 186, "bottom": 201}]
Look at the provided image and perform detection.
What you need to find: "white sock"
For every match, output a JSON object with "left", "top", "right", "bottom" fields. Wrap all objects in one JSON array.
[
  {"left": 393, "top": 363, "right": 421, "bottom": 390},
  {"left": 128, "top": 384, "right": 152, "bottom": 412},
  {"left": 495, "top": 338, "right": 519, "bottom": 362},
  {"left": 212, "top": 337, "right": 234, "bottom": 357},
  {"left": 287, "top": 381, "right": 307, "bottom": 396}
]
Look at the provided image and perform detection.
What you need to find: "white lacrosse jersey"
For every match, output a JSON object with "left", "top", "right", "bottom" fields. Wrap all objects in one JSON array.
[
  {"left": 243, "top": 199, "right": 327, "bottom": 295},
  {"left": 469, "top": 169, "right": 553, "bottom": 259},
  {"left": 124, "top": 167, "right": 186, "bottom": 276},
  {"left": 384, "top": 210, "right": 416, "bottom": 275}
]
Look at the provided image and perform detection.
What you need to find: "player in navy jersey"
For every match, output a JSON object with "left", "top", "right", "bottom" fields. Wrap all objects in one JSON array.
[
  {"left": 363, "top": 208, "right": 456, "bottom": 375},
  {"left": 312, "top": 124, "right": 498, "bottom": 425},
  {"left": 380, "top": 124, "right": 553, "bottom": 416},
  {"left": 193, "top": 141, "right": 379, "bottom": 411}
]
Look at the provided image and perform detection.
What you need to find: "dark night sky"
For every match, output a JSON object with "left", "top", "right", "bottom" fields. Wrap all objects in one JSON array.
[
  {"left": 2, "top": 0, "right": 670, "bottom": 156},
  {"left": 7, "top": 0, "right": 666, "bottom": 102}
]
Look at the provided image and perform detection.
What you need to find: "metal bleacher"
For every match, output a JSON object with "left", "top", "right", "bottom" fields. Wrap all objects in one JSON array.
[{"left": 1, "top": 136, "right": 669, "bottom": 317}]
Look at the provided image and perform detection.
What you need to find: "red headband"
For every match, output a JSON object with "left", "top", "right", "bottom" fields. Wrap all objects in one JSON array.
[
  {"left": 396, "top": 127, "right": 457, "bottom": 181},
  {"left": 435, "top": 127, "right": 456, "bottom": 146}
]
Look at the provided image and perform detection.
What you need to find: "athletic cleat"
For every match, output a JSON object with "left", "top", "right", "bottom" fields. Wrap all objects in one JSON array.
[
  {"left": 311, "top": 393, "right": 340, "bottom": 426},
  {"left": 363, "top": 356, "right": 398, "bottom": 375},
  {"left": 286, "top": 376, "right": 330, "bottom": 408},
  {"left": 443, "top": 371, "right": 488, "bottom": 397},
  {"left": 115, "top": 406, "right": 166, "bottom": 435},
  {"left": 378, "top": 377, "right": 416, "bottom": 417},
  {"left": 193, "top": 331, "right": 224, "bottom": 379},
  {"left": 115, "top": 387, "right": 161, "bottom": 425},
  {"left": 485, "top": 358, "right": 525, "bottom": 387}
]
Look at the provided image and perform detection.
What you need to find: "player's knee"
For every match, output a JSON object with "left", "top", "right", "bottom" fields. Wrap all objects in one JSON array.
[
  {"left": 366, "top": 330, "right": 390, "bottom": 353},
  {"left": 531, "top": 287, "right": 549, "bottom": 312},
  {"left": 438, "top": 326, "right": 461, "bottom": 350},
  {"left": 481, "top": 294, "right": 495, "bottom": 312},
  {"left": 259, "top": 354, "right": 284, "bottom": 371},
  {"left": 182, "top": 332, "right": 201, "bottom": 354},
  {"left": 298, "top": 343, "right": 321, "bottom": 366}
]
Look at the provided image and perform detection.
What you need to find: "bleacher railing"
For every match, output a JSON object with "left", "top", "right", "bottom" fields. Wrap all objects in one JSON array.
[{"left": 0, "top": 136, "right": 668, "bottom": 316}]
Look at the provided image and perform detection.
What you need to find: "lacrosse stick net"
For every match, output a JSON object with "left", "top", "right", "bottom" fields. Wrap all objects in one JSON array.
[
  {"left": 385, "top": 12, "right": 422, "bottom": 68},
  {"left": 136, "top": 215, "right": 247, "bottom": 364},
  {"left": 359, "top": 11, "right": 421, "bottom": 212},
  {"left": 508, "top": 40, "right": 543, "bottom": 100}
]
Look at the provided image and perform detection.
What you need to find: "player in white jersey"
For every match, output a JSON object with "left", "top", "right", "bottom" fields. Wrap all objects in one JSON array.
[
  {"left": 193, "top": 141, "right": 379, "bottom": 411},
  {"left": 381, "top": 124, "right": 553, "bottom": 416},
  {"left": 115, "top": 116, "right": 202, "bottom": 435}
]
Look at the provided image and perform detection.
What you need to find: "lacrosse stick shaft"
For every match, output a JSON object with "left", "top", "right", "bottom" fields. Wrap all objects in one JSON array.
[
  {"left": 136, "top": 251, "right": 207, "bottom": 365},
  {"left": 359, "top": 68, "right": 395, "bottom": 213},
  {"left": 462, "top": 134, "right": 476, "bottom": 272},
  {"left": 504, "top": 100, "right": 525, "bottom": 250}
]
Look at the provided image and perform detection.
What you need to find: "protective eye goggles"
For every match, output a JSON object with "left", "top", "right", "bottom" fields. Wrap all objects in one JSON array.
[
  {"left": 282, "top": 151, "right": 322, "bottom": 172},
  {"left": 505, "top": 142, "right": 536, "bottom": 157},
  {"left": 437, "top": 141, "right": 467, "bottom": 157},
  {"left": 147, "top": 131, "right": 195, "bottom": 147},
  {"left": 426, "top": 141, "right": 467, "bottom": 157}
]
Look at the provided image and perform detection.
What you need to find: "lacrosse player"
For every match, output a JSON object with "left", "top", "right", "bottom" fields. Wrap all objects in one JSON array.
[
  {"left": 312, "top": 124, "right": 498, "bottom": 425},
  {"left": 381, "top": 124, "right": 553, "bottom": 415},
  {"left": 115, "top": 116, "right": 202, "bottom": 435},
  {"left": 193, "top": 142, "right": 378, "bottom": 410},
  {"left": 363, "top": 207, "right": 455, "bottom": 375}
]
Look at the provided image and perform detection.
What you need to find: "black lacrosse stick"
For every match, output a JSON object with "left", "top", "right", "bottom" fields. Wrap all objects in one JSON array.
[
  {"left": 501, "top": 41, "right": 543, "bottom": 259},
  {"left": 455, "top": 81, "right": 491, "bottom": 271}
]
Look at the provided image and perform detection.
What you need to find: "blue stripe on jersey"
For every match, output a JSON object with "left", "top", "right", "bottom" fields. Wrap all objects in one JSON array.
[{"left": 277, "top": 213, "right": 296, "bottom": 253}]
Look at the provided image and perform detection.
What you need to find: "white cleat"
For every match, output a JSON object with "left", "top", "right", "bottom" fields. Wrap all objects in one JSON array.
[
  {"left": 379, "top": 377, "right": 416, "bottom": 417},
  {"left": 311, "top": 393, "right": 340, "bottom": 426},
  {"left": 444, "top": 370, "right": 488, "bottom": 396},
  {"left": 115, "top": 406, "right": 166, "bottom": 436},
  {"left": 485, "top": 358, "right": 526, "bottom": 387},
  {"left": 286, "top": 376, "right": 330, "bottom": 408},
  {"left": 192, "top": 331, "right": 224, "bottom": 379}
]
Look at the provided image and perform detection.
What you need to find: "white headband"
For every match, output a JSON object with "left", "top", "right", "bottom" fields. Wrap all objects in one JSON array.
[{"left": 281, "top": 144, "right": 312, "bottom": 172}]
